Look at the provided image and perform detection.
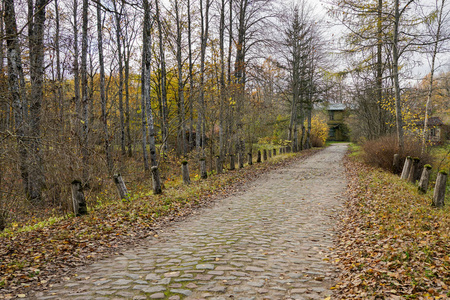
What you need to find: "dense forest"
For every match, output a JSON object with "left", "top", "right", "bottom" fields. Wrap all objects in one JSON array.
[{"left": 0, "top": 0, "right": 449, "bottom": 228}]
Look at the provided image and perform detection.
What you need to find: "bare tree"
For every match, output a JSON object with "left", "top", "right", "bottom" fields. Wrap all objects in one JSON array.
[
  {"left": 421, "top": 0, "right": 449, "bottom": 153},
  {"left": 4, "top": 0, "right": 29, "bottom": 198},
  {"left": 28, "top": 0, "right": 49, "bottom": 202},
  {"left": 96, "top": 0, "right": 113, "bottom": 173}
]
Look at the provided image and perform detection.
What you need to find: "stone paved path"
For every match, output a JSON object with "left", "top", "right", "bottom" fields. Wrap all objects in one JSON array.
[{"left": 32, "top": 144, "right": 347, "bottom": 300}]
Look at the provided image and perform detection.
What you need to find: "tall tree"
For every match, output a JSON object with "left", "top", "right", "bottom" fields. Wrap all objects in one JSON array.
[
  {"left": 113, "top": 0, "right": 126, "bottom": 157},
  {"left": 96, "top": 0, "right": 113, "bottom": 173},
  {"left": 142, "top": 0, "right": 159, "bottom": 170},
  {"left": 197, "top": 0, "right": 211, "bottom": 155},
  {"left": 81, "top": 0, "right": 90, "bottom": 185},
  {"left": 28, "top": 0, "right": 49, "bottom": 202},
  {"left": 155, "top": 0, "right": 169, "bottom": 154},
  {"left": 4, "top": 0, "right": 29, "bottom": 199},
  {"left": 173, "top": 0, "right": 187, "bottom": 156},
  {"left": 421, "top": 0, "right": 448, "bottom": 153}
]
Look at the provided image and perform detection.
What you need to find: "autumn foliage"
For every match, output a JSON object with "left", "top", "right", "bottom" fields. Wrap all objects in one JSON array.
[
  {"left": 309, "top": 115, "right": 329, "bottom": 147},
  {"left": 333, "top": 156, "right": 450, "bottom": 298}
]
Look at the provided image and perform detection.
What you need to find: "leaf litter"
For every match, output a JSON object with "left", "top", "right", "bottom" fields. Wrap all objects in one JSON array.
[{"left": 0, "top": 149, "right": 320, "bottom": 299}]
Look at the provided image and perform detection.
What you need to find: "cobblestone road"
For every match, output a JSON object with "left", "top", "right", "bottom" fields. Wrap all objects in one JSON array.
[{"left": 33, "top": 144, "right": 347, "bottom": 300}]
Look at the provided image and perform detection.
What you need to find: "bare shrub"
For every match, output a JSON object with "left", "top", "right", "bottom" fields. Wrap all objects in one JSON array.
[{"left": 362, "top": 135, "right": 434, "bottom": 172}]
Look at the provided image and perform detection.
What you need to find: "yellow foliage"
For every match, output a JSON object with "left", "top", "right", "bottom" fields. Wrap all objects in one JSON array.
[{"left": 306, "top": 115, "right": 329, "bottom": 146}]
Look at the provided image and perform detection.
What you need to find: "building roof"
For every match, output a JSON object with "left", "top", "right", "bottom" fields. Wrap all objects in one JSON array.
[
  {"left": 414, "top": 117, "right": 444, "bottom": 126},
  {"left": 328, "top": 103, "right": 347, "bottom": 111}
]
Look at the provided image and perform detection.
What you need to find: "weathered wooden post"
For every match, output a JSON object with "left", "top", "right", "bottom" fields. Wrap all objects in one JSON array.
[
  {"left": 71, "top": 180, "right": 88, "bottom": 216},
  {"left": 247, "top": 153, "right": 253, "bottom": 165},
  {"left": 400, "top": 156, "right": 412, "bottom": 179},
  {"left": 215, "top": 156, "right": 223, "bottom": 174},
  {"left": 151, "top": 166, "right": 162, "bottom": 194},
  {"left": 200, "top": 158, "right": 207, "bottom": 179},
  {"left": 113, "top": 174, "right": 129, "bottom": 200},
  {"left": 238, "top": 153, "right": 244, "bottom": 168},
  {"left": 181, "top": 161, "right": 190, "bottom": 185},
  {"left": 393, "top": 154, "right": 400, "bottom": 174},
  {"left": 229, "top": 154, "right": 235, "bottom": 170},
  {"left": 418, "top": 164, "right": 432, "bottom": 193},
  {"left": 257, "top": 150, "right": 262, "bottom": 163},
  {"left": 273, "top": 149, "right": 277, "bottom": 156},
  {"left": 432, "top": 170, "right": 448, "bottom": 207},
  {"left": 263, "top": 149, "right": 267, "bottom": 161},
  {"left": 407, "top": 157, "right": 420, "bottom": 183}
]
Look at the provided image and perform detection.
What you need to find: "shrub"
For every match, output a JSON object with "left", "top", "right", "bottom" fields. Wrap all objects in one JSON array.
[
  {"left": 362, "top": 135, "right": 433, "bottom": 173},
  {"left": 309, "top": 115, "right": 329, "bottom": 147}
]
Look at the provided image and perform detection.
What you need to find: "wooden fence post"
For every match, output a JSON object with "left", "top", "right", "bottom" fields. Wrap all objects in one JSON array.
[
  {"left": 113, "top": 174, "right": 129, "bottom": 200},
  {"left": 257, "top": 150, "right": 262, "bottom": 163},
  {"left": 432, "top": 171, "right": 448, "bottom": 207},
  {"left": 407, "top": 157, "right": 420, "bottom": 183},
  {"left": 393, "top": 153, "right": 400, "bottom": 174},
  {"left": 200, "top": 158, "right": 207, "bottom": 179},
  {"left": 71, "top": 180, "right": 88, "bottom": 216},
  {"left": 215, "top": 156, "right": 223, "bottom": 174},
  {"left": 181, "top": 161, "right": 190, "bottom": 185},
  {"left": 229, "top": 154, "right": 235, "bottom": 170},
  {"left": 418, "top": 164, "right": 432, "bottom": 193},
  {"left": 151, "top": 166, "right": 162, "bottom": 194},
  {"left": 238, "top": 153, "right": 244, "bottom": 168},
  {"left": 400, "top": 156, "right": 412, "bottom": 179}
]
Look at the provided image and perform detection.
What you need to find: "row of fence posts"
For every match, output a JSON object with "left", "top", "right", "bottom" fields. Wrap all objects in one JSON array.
[
  {"left": 396, "top": 155, "right": 448, "bottom": 207},
  {"left": 71, "top": 147, "right": 293, "bottom": 216}
]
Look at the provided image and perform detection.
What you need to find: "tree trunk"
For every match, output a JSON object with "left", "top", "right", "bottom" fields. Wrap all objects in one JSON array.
[
  {"left": 422, "top": 0, "right": 445, "bottom": 154},
  {"left": 155, "top": 0, "right": 169, "bottom": 154},
  {"left": 5, "top": 0, "right": 29, "bottom": 198},
  {"left": 28, "top": 0, "right": 48, "bottom": 202},
  {"left": 73, "top": 0, "right": 80, "bottom": 138},
  {"left": 187, "top": 0, "right": 194, "bottom": 151},
  {"left": 393, "top": 0, "right": 404, "bottom": 154},
  {"left": 247, "top": 153, "right": 252, "bottom": 165},
  {"left": 81, "top": 0, "right": 90, "bottom": 186},
  {"left": 124, "top": 27, "right": 132, "bottom": 157},
  {"left": 113, "top": 0, "right": 126, "bottom": 157},
  {"left": 257, "top": 150, "right": 261, "bottom": 163},
  {"left": 263, "top": 149, "right": 267, "bottom": 161},
  {"left": 174, "top": 0, "right": 187, "bottom": 156},
  {"left": 54, "top": 0, "right": 63, "bottom": 126},
  {"left": 96, "top": 0, "right": 113, "bottom": 174}
]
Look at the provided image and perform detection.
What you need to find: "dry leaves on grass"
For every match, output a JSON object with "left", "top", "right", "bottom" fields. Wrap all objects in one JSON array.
[
  {"left": 0, "top": 148, "right": 321, "bottom": 299},
  {"left": 332, "top": 156, "right": 450, "bottom": 299}
]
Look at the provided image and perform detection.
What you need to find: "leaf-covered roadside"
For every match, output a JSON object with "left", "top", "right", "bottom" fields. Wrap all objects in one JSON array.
[
  {"left": 332, "top": 155, "right": 450, "bottom": 299},
  {"left": 0, "top": 149, "right": 321, "bottom": 299}
]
